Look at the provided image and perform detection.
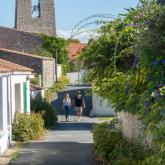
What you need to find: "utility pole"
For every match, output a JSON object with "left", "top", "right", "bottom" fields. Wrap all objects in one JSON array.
[{"left": 55, "top": 48, "right": 58, "bottom": 82}]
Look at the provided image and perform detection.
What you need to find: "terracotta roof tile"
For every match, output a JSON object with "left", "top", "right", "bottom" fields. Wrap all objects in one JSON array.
[
  {"left": 0, "top": 59, "right": 33, "bottom": 73},
  {"left": 67, "top": 43, "right": 86, "bottom": 60}
]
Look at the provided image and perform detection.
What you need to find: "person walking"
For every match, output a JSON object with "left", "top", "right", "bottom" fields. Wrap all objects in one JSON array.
[
  {"left": 74, "top": 91, "right": 85, "bottom": 121},
  {"left": 62, "top": 93, "right": 71, "bottom": 121}
]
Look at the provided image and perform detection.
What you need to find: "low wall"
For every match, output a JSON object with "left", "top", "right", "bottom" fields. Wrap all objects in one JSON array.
[
  {"left": 92, "top": 93, "right": 115, "bottom": 116},
  {"left": 117, "top": 111, "right": 152, "bottom": 145}
]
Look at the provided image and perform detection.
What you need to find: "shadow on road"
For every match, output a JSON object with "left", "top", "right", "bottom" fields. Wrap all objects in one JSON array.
[
  {"left": 55, "top": 122, "right": 94, "bottom": 131},
  {"left": 9, "top": 142, "right": 96, "bottom": 165}
]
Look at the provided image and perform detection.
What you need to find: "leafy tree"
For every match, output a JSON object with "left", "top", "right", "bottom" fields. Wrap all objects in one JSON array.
[
  {"left": 42, "top": 35, "right": 69, "bottom": 74},
  {"left": 80, "top": 1, "right": 165, "bottom": 163},
  {"left": 68, "top": 38, "right": 81, "bottom": 43},
  {"left": 33, "top": 48, "right": 53, "bottom": 58},
  {"left": 79, "top": 5, "right": 144, "bottom": 80}
]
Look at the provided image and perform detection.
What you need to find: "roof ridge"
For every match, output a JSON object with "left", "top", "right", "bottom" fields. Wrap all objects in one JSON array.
[{"left": 0, "top": 48, "right": 53, "bottom": 60}]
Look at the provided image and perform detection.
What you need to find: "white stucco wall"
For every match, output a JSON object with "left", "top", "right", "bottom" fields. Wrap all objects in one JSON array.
[
  {"left": 67, "top": 71, "right": 85, "bottom": 85},
  {"left": 0, "top": 75, "right": 10, "bottom": 155},
  {"left": 26, "top": 79, "right": 30, "bottom": 113},
  {"left": 11, "top": 74, "right": 31, "bottom": 120},
  {"left": 0, "top": 72, "right": 31, "bottom": 155},
  {"left": 92, "top": 93, "right": 115, "bottom": 116},
  {"left": 57, "top": 65, "right": 62, "bottom": 79},
  {"left": 0, "top": 131, "right": 9, "bottom": 155},
  {"left": 67, "top": 72, "right": 78, "bottom": 85},
  {"left": 0, "top": 77, "right": 8, "bottom": 131}
]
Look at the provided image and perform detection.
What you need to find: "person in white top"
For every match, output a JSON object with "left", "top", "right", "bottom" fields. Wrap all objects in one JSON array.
[{"left": 62, "top": 93, "right": 71, "bottom": 121}]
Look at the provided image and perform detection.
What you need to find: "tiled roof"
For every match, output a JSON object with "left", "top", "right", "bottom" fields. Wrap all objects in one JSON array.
[
  {"left": 67, "top": 43, "right": 86, "bottom": 60},
  {"left": 0, "top": 59, "right": 33, "bottom": 73},
  {"left": 0, "top": 48, "right": 53, "bottom": 60}
]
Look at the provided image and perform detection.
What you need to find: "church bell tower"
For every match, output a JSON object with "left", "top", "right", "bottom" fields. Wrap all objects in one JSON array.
[{"left": 15, "top": 0, "right": 56, "bottom": 36}]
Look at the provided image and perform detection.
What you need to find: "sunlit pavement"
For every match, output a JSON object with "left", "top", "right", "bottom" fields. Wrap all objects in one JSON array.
[{"left": 9, "top": 115, "right": 97, "bottom": 165}]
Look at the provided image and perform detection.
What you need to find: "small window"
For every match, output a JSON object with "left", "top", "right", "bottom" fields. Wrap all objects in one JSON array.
[{"left": 32, "top": 0, "right": 40, "bottom": 18}]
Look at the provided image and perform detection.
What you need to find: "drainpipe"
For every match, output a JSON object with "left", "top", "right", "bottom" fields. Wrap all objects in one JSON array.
[
  {"left": 55, "top": 51, "right": 58, "bottom": 82},
  {"left": 15, "top": 0, "right": 17, "bottom": 29}
]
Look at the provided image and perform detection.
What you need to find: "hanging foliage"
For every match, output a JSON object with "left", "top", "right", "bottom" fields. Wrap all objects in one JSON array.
[{"left": 79, "top": 1, "right": 165, "bottom": 164}]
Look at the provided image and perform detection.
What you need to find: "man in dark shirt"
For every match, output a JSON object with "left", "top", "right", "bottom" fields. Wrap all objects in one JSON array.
[{"left": 74, "top": 91, "right": 85, "bottom": 121}]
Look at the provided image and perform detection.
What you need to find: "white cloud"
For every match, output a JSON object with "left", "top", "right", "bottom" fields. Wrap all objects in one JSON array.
[
  {"left": 57, "top": 29, "right": 97, "bottom": 43},
  {"left": 57, "top": 29, "right": 71, "bottom": 39}
]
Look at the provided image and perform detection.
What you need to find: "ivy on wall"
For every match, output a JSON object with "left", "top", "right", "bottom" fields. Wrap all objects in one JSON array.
[{"left": 33, "top": 34, "right": 69, "bottom": 74}]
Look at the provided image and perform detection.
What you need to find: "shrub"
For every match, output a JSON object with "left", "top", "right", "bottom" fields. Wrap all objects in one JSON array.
[
  {"left": 30, "top": 113, "right": 45, "bottom": 140},
  {"left": 142, "top": 143, "right": 165, "bottom": 165},
  {"left": 12, "top": 113, "right": 44, "bottom": 142},
  {"left": 45, "top": 75, "right": 69, "bottom": 102},
  {"left": 30, "top": 75, "right": 40, "bottom": 86},
  {"left": 93, "top": 122, "right": 152, "bottom": 165},
  {"left": 93, "top": 123, "right": 121, "bottom": 162},
  {"left": 31, "top": 95, "right": 58, "bottom": 127}
]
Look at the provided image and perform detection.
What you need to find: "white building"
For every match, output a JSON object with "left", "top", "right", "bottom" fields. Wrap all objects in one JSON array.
[
  {"left": 67, "top": 70, "right": 86, "bottom": 85},
  {"left": 57, "top": 64, "right": 62, "bottom": 79},
  {"left": 92, "top": 93, "right": 115, "bottom": 117},
  {"left": 0, "top": 59, "right": 33, "bottom": 155}
]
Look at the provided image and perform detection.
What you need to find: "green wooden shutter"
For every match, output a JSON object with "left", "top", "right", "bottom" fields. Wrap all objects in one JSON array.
[{"left": 23, "top": 82, "right": 27, "bottom": 113}]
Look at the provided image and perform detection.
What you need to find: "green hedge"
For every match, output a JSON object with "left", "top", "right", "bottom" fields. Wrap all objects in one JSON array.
[
  {"left": 31, "top": 95, "right": 58, "bottom": 127},
  {"left": 93, "top": 122, "right": 152, "bottom": 165},
  {"left": 12, "top": 113, "right": 44, "bottom": 142}
]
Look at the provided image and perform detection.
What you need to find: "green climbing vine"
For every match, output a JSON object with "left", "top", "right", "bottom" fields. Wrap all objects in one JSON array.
[
  {"left": 79, "top": 0, "right": 165, "bottom": 164},
  {"left": 34, "top": 34, "right": 69, "bottom": 74}
]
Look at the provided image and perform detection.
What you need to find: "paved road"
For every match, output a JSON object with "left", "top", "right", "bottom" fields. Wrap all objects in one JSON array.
[
  {"left": 9, "top": 86, "right": 96, "bottom": 165},
  {"left": 9, "top": 115, "right": 97, "bottom": 165}
]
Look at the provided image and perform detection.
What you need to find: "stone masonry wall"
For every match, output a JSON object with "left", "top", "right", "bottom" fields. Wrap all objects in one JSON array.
[
  {"left": 15, "top": 0, "right": 56, "bottom": 36},
  {"left": 117, "top": 112, "right": 152, "bottom": 145},
  {"left": 0, "top": 50, "right": 43, "bottom": 74},
  {"left": 0, "top": 49, "right": 55, "bottom": 88},
  {"left": 42, "top": 60, "right": 55, "bottom": 88},
  {"left": 0, "top": 26, "right": 43, "bottom": 53}
]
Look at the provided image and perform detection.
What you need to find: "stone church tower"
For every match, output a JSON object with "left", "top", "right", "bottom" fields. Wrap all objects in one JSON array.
[{"left": 15, "top": 0, "right": 56, "bottom": 36}]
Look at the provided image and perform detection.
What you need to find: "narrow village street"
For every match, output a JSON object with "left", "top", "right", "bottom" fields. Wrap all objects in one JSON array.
[
  {"left": 9, "top": 117, "right": 97, "bottom": 165},
  {"left": 1, "top": 1, "right": 165, "bottom": 164},
  {"left": 9, "top": 86, "right": 97, "bottom": 165}
]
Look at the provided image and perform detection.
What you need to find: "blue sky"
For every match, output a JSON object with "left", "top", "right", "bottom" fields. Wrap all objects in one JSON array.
[
  {"left": 56, "top": 0, "right": 139, "bottom": 30},
  {"left": 0, "top": 0, "right": 139, "bottom": 41}
]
